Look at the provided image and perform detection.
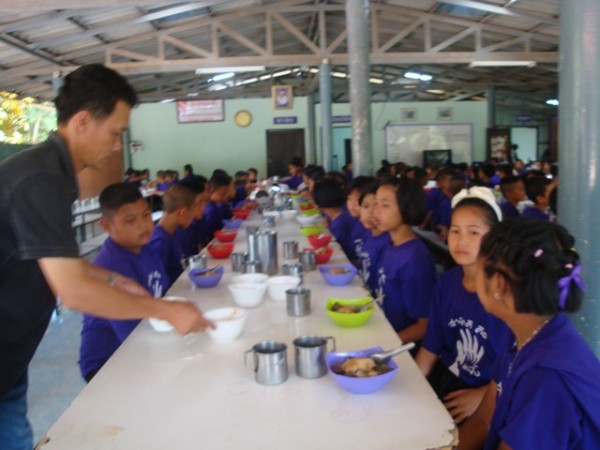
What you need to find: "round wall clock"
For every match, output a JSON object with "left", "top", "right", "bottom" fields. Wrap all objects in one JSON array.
[{"left": 234, "top": 110, "right": 252, "bottom": 127}]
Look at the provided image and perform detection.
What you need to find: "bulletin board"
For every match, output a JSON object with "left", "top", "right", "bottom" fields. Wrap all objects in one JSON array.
[{"left": 385, "top": 123, "right": 472, "bottom": 166}]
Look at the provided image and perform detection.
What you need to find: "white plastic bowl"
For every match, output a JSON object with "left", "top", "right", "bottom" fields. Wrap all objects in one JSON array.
[
  {"left": 148, "top": 296, "right": 187, "bottom": 333},
  {"left": 263, "top": 210, "right": 281, "bottom": 219},
  {"left": 228, "top": 282, "right": 268, "bottom": 308},
  {"left": 267, "top": 276, "right": 301, "bottom": 301},
  {"left": 231, "top": 273, "right": 269, "bottom": 284},
  {"left": 281, "top": 210, "right": 298, "bottom": 220},
  {"left": 204, "top": 307, "right": 247, "bottom": 342},
  {"left": 296, "top": 215, "right": 318, "bottom": 226}
]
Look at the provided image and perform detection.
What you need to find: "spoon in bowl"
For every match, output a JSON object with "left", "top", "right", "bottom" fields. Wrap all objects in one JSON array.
[{"left": 369, "top": 342, "right": 416, "bottom": 364}]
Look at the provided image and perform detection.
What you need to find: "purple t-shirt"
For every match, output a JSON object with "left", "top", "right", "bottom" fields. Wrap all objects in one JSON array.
[
  {"left": 486, "top": 314, "right": 600, "bottom": 450},
  {"left": 522, "top": 206, "right": 550, "bottom": 221},
  {"left": 500, "top": 201, "right": 520, "bottom": 219},
  {"left": 328, "top": 209, "right": 359, "bottom": 261},
  {"left": 359, "top": 232, "right": 391, "bottom": 297},
  {"left": 149, "top": 224, "right": 184, "bottom": 286},
  {"left": 432, "top": 193, "right": 452, "bottom": 228},
  {"left": 285, "top": 175, "right": 303, "bottom": 190},
  {"left": 79, "top": 238, "right": 169, "bottom": 378},
  {"left": 204, "top": 201, "right": 228, "bottom": 240},
  {"left": 376, "top": 237, "right": 436, "bottom": 332},
  {"left": 173, "top": 226, "right": 196, "bottom": 259},
  {"left": 190, "top": 216, "right": 209, "bottom": 251},
  {"left": 422, "top": 267, "right": 510, "bottom": 387}
]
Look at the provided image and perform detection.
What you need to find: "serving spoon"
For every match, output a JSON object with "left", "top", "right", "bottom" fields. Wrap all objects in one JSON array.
[{"left": 369, "top": 342, "right": 416, "bottom": 364}]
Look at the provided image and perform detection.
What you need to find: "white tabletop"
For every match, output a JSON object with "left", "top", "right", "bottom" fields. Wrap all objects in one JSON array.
[{"left": 41, "top": 214, "right": 456, "bottom": 450}]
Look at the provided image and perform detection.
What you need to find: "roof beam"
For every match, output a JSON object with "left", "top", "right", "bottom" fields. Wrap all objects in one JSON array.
[{"left": 434, "top": 0, "right": 558, "bottom": 25}]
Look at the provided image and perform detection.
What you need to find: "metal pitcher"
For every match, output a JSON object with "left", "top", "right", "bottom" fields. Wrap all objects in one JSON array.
[{"left": 244, "top": 341, "right": 288, "bottom": 386}]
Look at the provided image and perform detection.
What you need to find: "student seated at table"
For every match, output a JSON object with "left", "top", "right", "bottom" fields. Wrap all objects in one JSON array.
[
  {"left": 175, "top": 176, "right": 210, "bottom": 258},
  {"left": 415, "top": 187, "right": 510, "bottom": 425},
  {"left": 374, "top": 177, "right": 437, "bottom": 344},
  {"left": 283, "top": 157, "right": 304, "bottom": 190},
  {"left": 357, "top": 180, "right": 391, "bottom": 297},
  {"left": 312, "top": 178, "right": 359, "bottom": 265},
  {"left": 423, "top": 168, "right": 457, "bottom": 238},
  {"left": 498, "top": 175, "right": 525, "bottom": 219},
  {"left": 301, "top": 164, "right": 325, "bottom": 195},
  {"left": 345, "top": 176, "right": 373, "bottom": 257},
  {"left": 79, "top": 183, "right": 169, "bottom": 382},
  {"left": 232, "top": 170, "right": 249, "bottom": 208},
  {"left": 522, "top": 174, "right": 554, "bottom": 222},
  {"left": 458, "top": 218, "right": 600, "bottom": 450},
  {"left": 150, "top": 184, "right": 195, "bottom": 286},
  {"left": 204, "top": 172, "right": 234, "bottom": 240}
]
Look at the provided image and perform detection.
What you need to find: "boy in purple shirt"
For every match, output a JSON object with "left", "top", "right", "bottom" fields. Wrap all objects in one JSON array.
[
  {"left": 357, "top": 180, "right": 391, "bottom": 296},
  {"left": 521, "top": 174, "right": 555, "bottom": 221},
  {"left": 312, "top": 178, "right": 359, "bottom": 263},
  {"left": 346, "top": 176, "right": 372, "bottom": 257},
  {"left": 79, "top": 184, "right": 170, "bottom": 382},
  {"left": 499, "top": 175, "right": 525, "bottom": 219},
  {"left": 374, "top": 177, "right": 436, "bottom": 343},
  {"left": 150, "top": 185, "right": 195, "bottom": 286},
  {"left": 204, "top": 172, "right": 234, "bottom": 240},
  {"left": 175, "top": 176, "right": 210, "bottom": 257}
]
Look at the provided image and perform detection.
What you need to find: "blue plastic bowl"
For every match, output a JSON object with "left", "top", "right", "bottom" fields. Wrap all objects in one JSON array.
[
  {"left": 223, "top": 218, "right": 243, "bottom": 229},
  {"left": 188, "top": 266, "right": 225, "bottom": 288},
  {"left": 326, "top": 347, "right": 399, "bottom": 395},
  {"left": 319, "top": 263, "right": 358, "bottom": 286}
]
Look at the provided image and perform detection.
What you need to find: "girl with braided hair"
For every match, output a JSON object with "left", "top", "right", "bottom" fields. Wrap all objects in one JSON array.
[{"left": 459, "top": 218, "right": 600, "bottom": 450}]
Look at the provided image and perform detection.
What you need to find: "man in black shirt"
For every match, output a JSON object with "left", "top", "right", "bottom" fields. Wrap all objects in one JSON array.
[{"left": 0, "top": 64, "right": 213, "bottom": 450}]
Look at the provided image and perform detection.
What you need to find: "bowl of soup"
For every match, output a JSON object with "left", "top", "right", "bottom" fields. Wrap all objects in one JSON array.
[
  {"left": 207, "top": 242, "right": 234, "bottom": 259},
  {"left": 203, "top": 307, "right": 247, "bottom": 342},
  {"left": 325, "top": 297, "right": 375, "bottom": 328},
  {"left": 188, "top": 266, "right": 224, "bottom": 288},
  {"left": 319, "top": 263, "right": 357, "bottom": 286}
]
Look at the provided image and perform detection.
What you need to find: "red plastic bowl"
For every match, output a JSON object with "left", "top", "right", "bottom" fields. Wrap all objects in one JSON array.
[
  {"left": 308, "top": 233, "right": 332, "bottom": 249},
  {"left": 207, "top": 242, "right": 234, "bottom": 259},
  {"left": 306, "top": 246, "right": 333, "bottom": 264},
  {"left": 232, "top": 209, "right": 251, "bottom": 220},
  {"left": 214, "top": 229, "right": 238, "bottom": 243}
]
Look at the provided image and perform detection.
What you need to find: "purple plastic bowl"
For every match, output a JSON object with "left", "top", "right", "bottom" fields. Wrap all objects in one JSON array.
[
  {"left": 326, "top": 347, "right": 399, "bottom": 395},
  {"left": 319, "top": 263, "right": 358, "bottom": 286},
  {"left": 188, "top": 266, "right": 225, "bottom": 288},
  {"left": 223, "top": 218, "right": 243, "bottom": 229}
]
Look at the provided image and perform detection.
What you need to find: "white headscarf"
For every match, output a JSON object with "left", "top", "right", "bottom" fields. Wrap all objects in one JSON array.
[{"left": 451, "top": 186, "right": 503, "bottom": 221}]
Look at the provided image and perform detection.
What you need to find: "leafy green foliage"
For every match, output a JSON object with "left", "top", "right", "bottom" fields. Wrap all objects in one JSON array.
[{"left": 0, "top": 92, "right": 56, "bottom": 144}]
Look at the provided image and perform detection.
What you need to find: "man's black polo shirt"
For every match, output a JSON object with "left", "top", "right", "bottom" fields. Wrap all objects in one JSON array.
[{"left": 0, "top": 133, "right": 79, "bottom": 398}]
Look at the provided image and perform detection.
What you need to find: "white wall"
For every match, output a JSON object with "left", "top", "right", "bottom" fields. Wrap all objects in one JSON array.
[{"left": 129, "top": 97, "right": 488, "bottom": 178}]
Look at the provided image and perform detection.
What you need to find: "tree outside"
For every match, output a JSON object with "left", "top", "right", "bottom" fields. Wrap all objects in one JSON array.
[{"left": 0, "top": 92, "right": 56, "bottom": 144}]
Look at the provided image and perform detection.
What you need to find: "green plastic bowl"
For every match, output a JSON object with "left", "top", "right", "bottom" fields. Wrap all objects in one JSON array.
[
  {"left": 300, "top": 225, "right": 325, "bottom": 236},
  {"left": 300, "top": 208, "right": 321, "bottom": 216},
  {"left": 326, "top": 297, "right": 375, "bottom": 328}
]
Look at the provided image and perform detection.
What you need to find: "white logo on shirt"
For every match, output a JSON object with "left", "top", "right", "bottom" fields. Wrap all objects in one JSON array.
[
  {"left": 147, "top": 270, "right": 164, "bottom": 298},
  {"left": 448, "top": 328, "right": 485, "bottom": 378},
  {"left": 376, "top": 267, "right": 386, "bottom": 301},
  {"left": 359, "top": 250, "right": 371, "bottom": 285}
]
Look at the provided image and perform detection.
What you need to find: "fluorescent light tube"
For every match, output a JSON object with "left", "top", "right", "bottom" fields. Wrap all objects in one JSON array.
[
  {"left": 469, "top": 61, "right": 536, "bottom": 68},
  {"left": 195, "top": 66, "right": 265, "bottom": 75}
]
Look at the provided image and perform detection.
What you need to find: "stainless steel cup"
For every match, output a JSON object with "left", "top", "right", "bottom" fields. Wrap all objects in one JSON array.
[
  {"left": 244, "top": 341, "right": 288, "bottom": 386},
  {"left": 243, "top": 260, "right": 263, "bottom": 274},
  {"left": 286, "top": 288, "right": 311, "bottom": 317},
  {"left": 262, "top": 216, "right": 276, "bottom": 228},
  {"left": 299, "top": 250, "right": 317, "bottom": 272},
  {"left": 230, "top": 252, "right": 248, "bottom": 272},
  {"left": 188, "top": 254, "right": 207, "bottom": 270},
  {"left": 293, "top": 335, "right": 336, "bottom": 379},
  {"left": 283, "top": 240, "right": 299, "bottom": 260},
  {"left": 282, "top": 262, "right": 304, "bottom": 276}
]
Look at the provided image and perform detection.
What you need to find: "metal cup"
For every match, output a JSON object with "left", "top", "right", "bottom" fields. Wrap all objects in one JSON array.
[
  {"left": 299, "top": 250, "right": 317, "bottom": 272},
  {"left": 244, "top": 341, "right": 288, "bottom": 386},
  {"left": 286, "top": 288, "right": 311, "bottom": 317},
  {"left": 187, "top": 254, "right": 207, "bottom": 270},
  {"left": 283, "top": 240, "right": 299, "bottom": 260},
  {"left": 282, "top": 262, "right": 304, "bottom": 276},
  {"left": 243, "top": 260, "right": 263, "bottom": 274},
  {"left": 230, "top": 252, "right": 248, "bottom": 272},
  {"left": 293, "top": 335, "right": 336, "bottom": 379},
  {"left": 262, "top": 216, "right": 276, "bottom": 228}
]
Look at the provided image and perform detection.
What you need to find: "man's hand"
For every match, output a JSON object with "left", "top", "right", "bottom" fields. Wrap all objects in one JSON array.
[
  {"left": 444, "top": 385, "right": 487, "bottom": 424},
  {"left": 111, "top": 273, "right": 149, "bottom": 297},
  {"left": 162, "top": 300, "right": 216, "bottom": 335}
]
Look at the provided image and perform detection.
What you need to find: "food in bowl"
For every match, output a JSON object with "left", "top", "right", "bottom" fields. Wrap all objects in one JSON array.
[
  {"left": 326, "top": 347, "right": 399, "bottom": 394},
  {"left": 325, "top": 297, "right": 375, "bottom": 328},
  {"left": 331, "top": 357, "right": 394, "bottom": 378},
  {"left": 328, "top": 267, "right": 349, "bottom": 274},
  {"left": 149, "top": 296, "right": 188, "bottom": 332},
  {"left": 307, "top": 233, "right": 332, "bottom": 248},
  {"left": 319, "top": 264, "right": 357, "bottom": 286},
  {"left": 214, "top": 229, "right": 238, "bottom": 243},
  {"left": 188, "top": 266, "right": 224, "bottom": 288}
]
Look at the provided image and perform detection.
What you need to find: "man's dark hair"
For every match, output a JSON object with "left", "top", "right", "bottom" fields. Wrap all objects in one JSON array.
[
  {"left": 54, "top": 64, "right": 138, "bottom": 124},
  {"left": 99, "top": 183, "right": 143, "bottom": 218},
  {"left": 313, "top": 179, "right": 346, "bottom": 208},
  {"left": 525, "top": 174, "right": 551, "bottom": 203}
]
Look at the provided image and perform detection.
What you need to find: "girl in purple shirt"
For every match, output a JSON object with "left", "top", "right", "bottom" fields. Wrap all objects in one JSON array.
[
  {"left": 459, "top": 218, "right": 600, "bottom": 450},
  {"left": 374, "top": 177, "right": 436, "bottom": 343},
  {"left": 416, "top": 187, "right": 509, "bottom": 425}
]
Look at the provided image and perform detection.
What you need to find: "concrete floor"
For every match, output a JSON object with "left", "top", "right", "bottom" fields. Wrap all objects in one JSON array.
[{"left": 28, "top": 308, "right": 86, "bottom": 445}]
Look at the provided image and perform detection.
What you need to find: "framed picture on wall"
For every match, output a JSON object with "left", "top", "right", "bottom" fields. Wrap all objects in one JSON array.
[
  {"left": 176, "top": 99, "right": 224, "bottom": 123},
  {"left": 272, "top": 85, "right": 293, "bottom": 109},
  {"left": 401, "top": 108, "right": 418, "bottom": 122},
  {"left": 487, "top": 127, "right": 511, "bottom": 162},
  {"left": 437, "top": 107, "right": 453, "bottom": 121}
]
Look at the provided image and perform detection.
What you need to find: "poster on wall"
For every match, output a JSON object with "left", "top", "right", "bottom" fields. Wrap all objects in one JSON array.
[
  {"left": 176, "top": 99, "right": 224, "bottom": 123},
  {"left": 385, "top": 123, "right": 472, "bottom": 166},
  {"left": 272, "top": 85, "right": 293, "bottom": 109},
  {"left": 487, "top": 127, "right": 511, "bottom": 162}
]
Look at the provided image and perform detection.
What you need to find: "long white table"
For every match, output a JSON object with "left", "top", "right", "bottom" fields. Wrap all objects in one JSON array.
[{"left": 40, "top": 215, "right": 456, "bottom": 450}]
